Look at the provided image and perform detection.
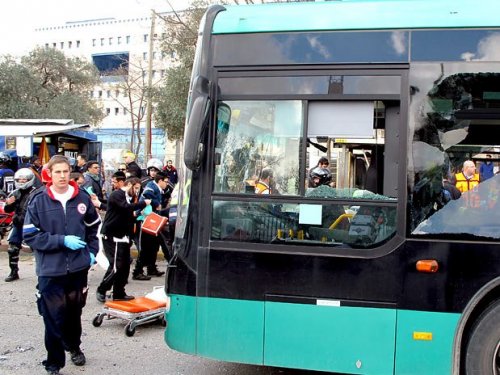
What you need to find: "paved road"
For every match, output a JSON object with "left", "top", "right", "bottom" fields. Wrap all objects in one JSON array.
[{"left": 0, "top": 243, "right": 330, "bottom": 375}]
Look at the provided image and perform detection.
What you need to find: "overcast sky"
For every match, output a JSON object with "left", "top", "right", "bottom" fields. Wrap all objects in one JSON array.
[{"left": 0, "top": 0, "right": 190, "bottom": 55}]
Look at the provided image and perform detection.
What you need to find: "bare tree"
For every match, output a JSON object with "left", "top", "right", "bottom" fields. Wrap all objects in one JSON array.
[{"left": 108, "top": 58, "right": 164, "bottom": 156}]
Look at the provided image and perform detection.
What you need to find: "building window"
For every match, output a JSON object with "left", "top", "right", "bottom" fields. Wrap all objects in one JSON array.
[
  {"left": 100, "top": 38, "right": 104, "bottom": 46},
  {"left": 76, "top": 40, "right": 80, "bottom": 48},
  {"left": 60, "top": 42, "right": 64, "bottom": 49},
  {"left": 143, "top": 34, "right": 148, "bottom": 42},
  {"left": 106, "top": 108, "right": 110, "bottom": 115},
  {"left": 123, "top": 90, "right": 127, "bottom": 98},
  {"left": 109, "top": 37, "right": 113, "bottom": 45},
  {"left": 152, "top": 70, "right": 157, "bottom": 79},
  {"left": 92, "top": 39, "right": 96, "bottom": 47},
  {"left": 161, "top": 69, "right": 165, "bottom": 78},
  {"left": 126, "top": 35, "right": 130, "bottom": 44},
  {"left": 107, "top": 90, "right": 111, "bottom": 98},
  {"left": 98, "top": 91, "right": 103, "bottom": 98},
  {"left": 117, "top": 36, "right": 121, "bottom": 45},
  {"left": 123, "top": 107, "right": 127, "bottom": 115},
  {"left": 143, "top": 52, "right": 147, "bottom": 61},
  {"left": 115, "top": 90, "right": 120, "bottom": 97},
  {"left": 53, "top": 42, "right": 57, "bottom": 48},
  {"left": 115, "top": 107, "right": 119, "bottom": 115},
  {"left": 153, "top": 52, "right": 157, "bottom": 60},
  {"left": 68, "top": 41, "right": 72, "bottom": 49},
  {"left": 45, "top": 43, "right": 49, "bottom": 48}
]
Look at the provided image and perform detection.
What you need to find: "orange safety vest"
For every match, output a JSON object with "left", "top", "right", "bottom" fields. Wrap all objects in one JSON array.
[
  {"left": 255, "top": 181, "right": 271, "bottom": 195},
  {"left": 455, "top": 172, "right": 479, "bottom": 193},
  {"left": 455, "top": 172, "right": 480, "bottom": 208}
]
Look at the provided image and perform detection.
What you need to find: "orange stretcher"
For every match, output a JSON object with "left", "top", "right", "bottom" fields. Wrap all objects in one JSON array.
[{"left": 92, "top": 297, "right": 167, "bottom": 336}]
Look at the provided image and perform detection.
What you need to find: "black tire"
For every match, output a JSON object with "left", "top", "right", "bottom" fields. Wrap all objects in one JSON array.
[
  {"left": 159, "top": 316, "right": 167, "bottom": 327},
  {"left": 465, "top": 300, "right": 500, "bottom": 375},
  {"left": 125, "top": 323, "right": 136, "bottom": 337},
  {"left": 92, "top": 314, "right": 103, "bottom": 327}
]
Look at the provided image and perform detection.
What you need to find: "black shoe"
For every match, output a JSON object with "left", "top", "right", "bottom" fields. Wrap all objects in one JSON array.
[
  {"left": 96, "top": 290, "right": 106, "bottom": 303},
  {"left": 70, "top": 348, "right": 86, "bottom": 366},
  {"left": 5, "top": 271, "right": 19, "bottom": 282},
  {"left": 42, "top": 360, "right": 60, "bottom": 374},
  {"left": 132, "top": 273, "right": 151, "bottom": 281},
  {"left": 147, "top": 269, "right": 165, "bottom": 277},
  {"left": 113, "top": 294, "right": 135, "bottom": 301}
]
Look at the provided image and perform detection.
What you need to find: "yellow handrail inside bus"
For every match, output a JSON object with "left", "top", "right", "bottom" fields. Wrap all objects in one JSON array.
[{"left": 329, "top": 213, "right": 354, "bottom": 230}]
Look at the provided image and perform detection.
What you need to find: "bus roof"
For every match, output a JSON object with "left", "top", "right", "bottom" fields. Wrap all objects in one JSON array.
[{"left": 212, "top": 0, "right": 500, "bottom": 34}]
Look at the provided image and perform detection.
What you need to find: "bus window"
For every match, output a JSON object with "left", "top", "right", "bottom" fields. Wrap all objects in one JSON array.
[
  {"left": 409, "top": 62, "right": 500, "bottom": 240},
  {"left": 211, "top": 99, "right": 399, "bottom": 249},
  {"left": 214, "top": 100, "right": 302, "bottom": 195}
]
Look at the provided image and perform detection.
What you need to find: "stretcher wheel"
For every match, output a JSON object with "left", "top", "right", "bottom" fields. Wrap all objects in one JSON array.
[
  {"left": 125, "top": 323, "right": 136, "bottom": 337},
  {"left": 92, "top": 314, "right": 104, "bottom": 327},
  {"left": 160, "top": 316, "right": 167, "bottom": 327}
]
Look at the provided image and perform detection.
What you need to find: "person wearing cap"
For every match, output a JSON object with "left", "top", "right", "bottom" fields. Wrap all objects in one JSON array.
[{"left": 124, "top": 151, "right": 142, "bottom": 179}]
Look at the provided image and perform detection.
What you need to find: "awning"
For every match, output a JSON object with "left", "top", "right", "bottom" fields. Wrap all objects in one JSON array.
[{"left": 0, "top": 120, "right": 93, "bottom": 137}]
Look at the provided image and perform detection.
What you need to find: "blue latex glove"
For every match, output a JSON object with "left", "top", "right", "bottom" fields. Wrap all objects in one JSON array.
[
  {"left": 136, "top": 215, "right": 145, "bottom": 222},
  {"left": 64, "top": 235, "right": 87, "bottom": 250},
  {"left": 85, "top": 186, "right": 95, "bottom": 195},
  {"left": 143, "top": 205, "right": 153, "bottom": 216},
  {"left": 90, "top": 253, "right": 96, "bottom": 266}
]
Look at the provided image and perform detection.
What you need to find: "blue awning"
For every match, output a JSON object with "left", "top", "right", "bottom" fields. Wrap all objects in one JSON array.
[{"left": 61, "top": 129, "right": 97, "bottom": 141}]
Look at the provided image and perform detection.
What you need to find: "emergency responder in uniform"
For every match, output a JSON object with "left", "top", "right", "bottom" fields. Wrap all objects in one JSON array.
[
  {"left": 3, "top": 168, "right": 38, "bottom": 281},
  {"left": 455, "top": 160, "right": 480, "bottom": 207}
]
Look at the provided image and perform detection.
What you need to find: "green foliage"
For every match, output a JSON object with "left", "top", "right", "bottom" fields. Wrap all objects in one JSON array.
[
  {"left": 0, "top": 47, "right": 103, "bottom": 124},
  {"left": 155, "top": 0, "right": 211, "bottom": 140}
]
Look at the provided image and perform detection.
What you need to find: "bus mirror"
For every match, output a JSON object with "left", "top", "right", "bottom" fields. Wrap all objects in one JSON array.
[{"left": 184, "top": 94, "right": 210, "bottom": 171}]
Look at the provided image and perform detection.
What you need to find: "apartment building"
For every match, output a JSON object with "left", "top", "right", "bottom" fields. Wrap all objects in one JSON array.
[{"left": 33, "top": 12, "right": 178, "bottom": 167}]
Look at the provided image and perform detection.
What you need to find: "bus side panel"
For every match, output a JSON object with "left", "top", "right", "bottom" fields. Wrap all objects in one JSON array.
[
  {"left": 197, "top": 297, "right": 264, "bottom": 365},
  {"left": 165, "top": 294, "right": 197, "bottom": 354},
  {"left": 395, "top": 310, "right": 460, "bottom": 375},
  {"left": 264, "top": 302, "right": 396, "bottom": 374}
]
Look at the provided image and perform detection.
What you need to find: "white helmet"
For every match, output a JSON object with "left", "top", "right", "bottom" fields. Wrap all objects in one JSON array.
[
  {"left": 146, "top": 158, "right": 163, "bottom": 171},
  {"left": 14, "top": 168, "right": 35, "bottom": 190}
]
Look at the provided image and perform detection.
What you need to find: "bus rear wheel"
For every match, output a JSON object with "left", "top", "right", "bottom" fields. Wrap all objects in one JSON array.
[{"left": 465, "top": 300, "right": 500, "bottom": 375}]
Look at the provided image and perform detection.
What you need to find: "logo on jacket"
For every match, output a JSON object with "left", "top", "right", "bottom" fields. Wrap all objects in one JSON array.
[{"left": 77, "top": 203, "right": 87, "bottom": 214}]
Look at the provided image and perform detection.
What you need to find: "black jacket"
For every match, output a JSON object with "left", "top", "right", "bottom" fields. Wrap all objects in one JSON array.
[
  {"left": 4, "top": 186, "right": 38, "bottom": 227},
  {"left": 127, "top": 161, "right": 143, "bottom": 179},
  {"left": 101, "top": 189, "right": 146, "bottom": 238}
]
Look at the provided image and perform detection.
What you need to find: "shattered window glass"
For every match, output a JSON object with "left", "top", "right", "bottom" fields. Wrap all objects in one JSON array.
[{"left": 408, "top": 62, "right": 500, "bottom": 240}]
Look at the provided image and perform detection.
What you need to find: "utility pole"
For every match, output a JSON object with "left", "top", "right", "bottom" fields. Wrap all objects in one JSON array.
[{"left": 145, "top": 9, "right": 155, "bottom": 161}]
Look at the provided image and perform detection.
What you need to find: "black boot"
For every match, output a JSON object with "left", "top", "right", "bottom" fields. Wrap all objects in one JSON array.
[
  {"left": 6, "top": 245, "right": 20, "bottom": 282},
  {"left": 5, "top": 270, "right": 19, "bottom": 282}
]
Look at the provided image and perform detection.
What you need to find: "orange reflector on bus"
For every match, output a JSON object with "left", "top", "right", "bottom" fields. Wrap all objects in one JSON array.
[{"left": 416, "top": 260, "right": 439, "bottom": 273}]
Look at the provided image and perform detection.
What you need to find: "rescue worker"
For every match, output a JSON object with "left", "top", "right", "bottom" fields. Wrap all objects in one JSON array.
[
  {"left": 255, "top": 168, "right": 274, "bottom": 194},
  {"left": 455, "top": 160, "right": 480, "bottom": 208},
  {"left": 3, "top": 168, "right": 38, "bottom": 282},
  {"left": 23, "top": 155, "right": 100, "bottom": 374}
]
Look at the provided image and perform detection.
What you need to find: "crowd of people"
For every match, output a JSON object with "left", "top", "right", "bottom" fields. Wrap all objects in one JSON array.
[{"left": 0, "top": 151, "right": 178, "bottom": 375}]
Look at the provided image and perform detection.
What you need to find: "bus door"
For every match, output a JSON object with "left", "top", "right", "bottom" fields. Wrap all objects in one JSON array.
[{"left": 264, "top": 100, "right": 401, "bottom": 374}]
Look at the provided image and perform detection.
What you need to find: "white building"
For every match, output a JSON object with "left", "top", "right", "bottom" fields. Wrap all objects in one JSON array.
[{"left": 33, "top": 12, "right": 178, "bottom": 167}]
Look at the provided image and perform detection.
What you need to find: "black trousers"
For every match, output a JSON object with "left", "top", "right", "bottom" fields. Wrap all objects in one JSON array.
[
  {"left": 97, "top": 235, "right": 131, "bottom": 296},
  {"left": 36, "top": 268, "right": 89, "bottom": 370},
  {"left": 134, "top": 231, "right": 160, "bottom": 274}
]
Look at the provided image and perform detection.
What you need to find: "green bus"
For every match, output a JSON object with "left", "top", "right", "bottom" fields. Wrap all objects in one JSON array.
[{"left": 165, "top": 1, "right": 500, "bottom": 373}]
